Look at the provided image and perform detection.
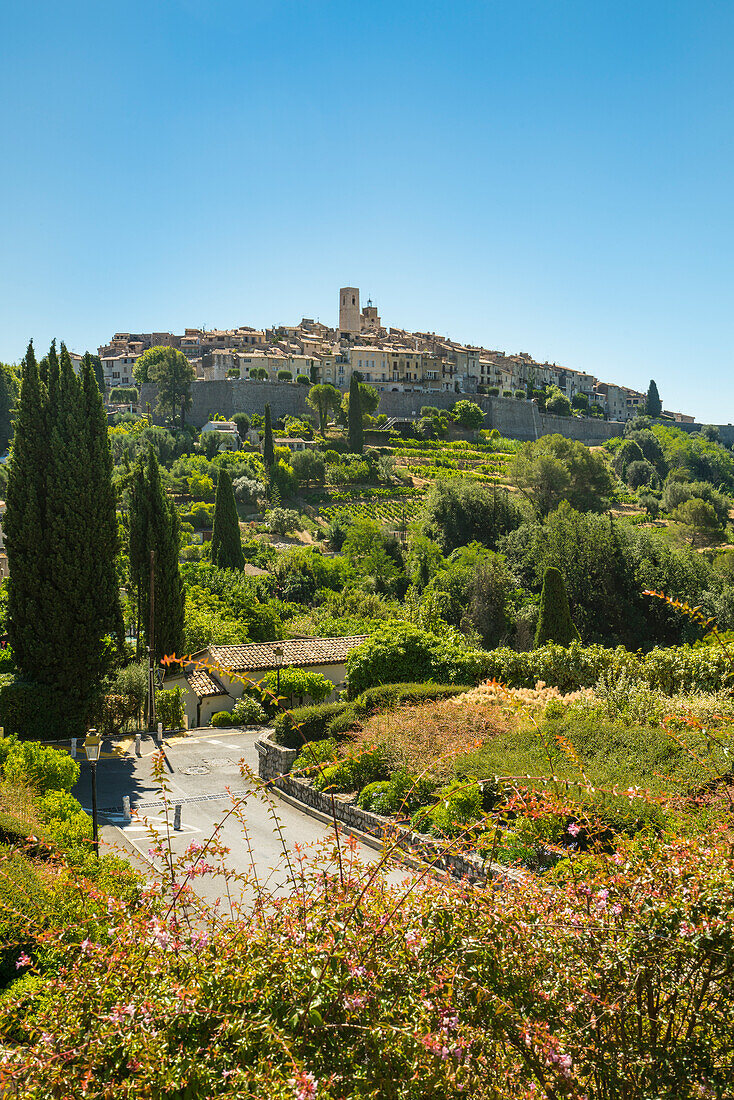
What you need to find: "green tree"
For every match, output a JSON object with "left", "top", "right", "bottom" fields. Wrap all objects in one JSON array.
[
  {"left": 510, "top": 435, "right": 613, "bottom": 516},
  {"left": 6, "top": 343, "right": 123, "bottom": 732},
  {"left": 210, "top": 469, "right": 244, "bottom": 570},
  {"left": 291, "top": 449, "right": 325, "bottom": 490},
  {"left": 263, "top": 403, "right": 275, "bottom": 468},
  {"left": 341, "top": 382, "right": 379, "bottom": 423},
  {"left": 307, "top": 383, "right": 341, "bottom": 433},
  {"left": 422, "top": 478, "right": 524, "bottom": 553},
  {"left": 0, "top": 366, "right": 14, "bottom": 453},
  {"left": 534, "top": 566, "right": 580, "bottom": 647},
  {"left": 129, "top": 447, "right": 185, "bottom": 661},
  {"left": 452, "top": 400, "right": 485, "bottom": 430},
  {"left": 347, "top": 374, "right": 364, "bottom": 453},
  {"left": 83, "top": 352, "right": 104, "bottom": 392},
  {"left": 571, "top": 392, "right": 589, "bottom": 413},
  {"left": 232, "top": 413, "right": 250, "bottom": 441},
  {"left": 544, "top": 386, "right": 572, "bottom": 416},
  {"left": 134, "top": 346, "right": 195, "bottom": 428},
  {"left": 645, "top": 379, "right": 662, "bottom": 418},
  {"left": 672, "top": 498, "right": 724, "bottom": 548}
]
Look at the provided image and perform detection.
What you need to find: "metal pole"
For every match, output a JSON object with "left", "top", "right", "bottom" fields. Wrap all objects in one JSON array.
[
  {"left": 147, "top": 549, "right": 156, "bottom": 733},
  {"left": 91, "top": 762, "right": 99, "bottom": 858},
  {"left": 276, "top": 665, "right": 280, "bottom": 696}
]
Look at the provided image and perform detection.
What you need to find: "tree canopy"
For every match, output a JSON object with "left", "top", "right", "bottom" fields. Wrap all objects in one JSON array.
[
  {"left": 510, "top": 434, "right": 613, "bottom": 516},
  {"left": 133, "top": 346, "right": 195, "bottom": 428}
]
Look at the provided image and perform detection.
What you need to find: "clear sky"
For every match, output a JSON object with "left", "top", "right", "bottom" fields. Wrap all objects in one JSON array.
[{"left": 1, "top": 0, "right": 732, "bottom": 422}]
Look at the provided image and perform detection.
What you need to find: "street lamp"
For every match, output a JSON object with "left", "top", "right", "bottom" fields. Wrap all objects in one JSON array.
[
  {"left": 84, "top": 730, "right": 101, "bottom": 858},
  {"left": 273, "top": 644, "right": 284, "bottom": 697}
]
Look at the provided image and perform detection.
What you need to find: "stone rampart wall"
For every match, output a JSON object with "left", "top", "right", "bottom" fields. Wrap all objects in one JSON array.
[{"left": 140, "top": 379, "right": 722, "bottom": 446}]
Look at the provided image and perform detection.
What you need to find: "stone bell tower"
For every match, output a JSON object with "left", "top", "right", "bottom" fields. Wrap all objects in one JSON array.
[{"left": 339, "top": 287, "right": 360, "bottom": 337}]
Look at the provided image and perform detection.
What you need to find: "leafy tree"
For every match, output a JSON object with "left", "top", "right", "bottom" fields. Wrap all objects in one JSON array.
[
  {"left": 544, "top": 386, "right": 572, "bottom": 416},
  {"left": 671, "top": 498, "right": 725, "bottom": 548},
  {"left": 5, "top": 343, "right": 123, "bottom": 732},
  {"left": 232, "top": 413, "right": 250, "bottom": 440},
  {"left": 347, "top": 374, "right": 364, "bottom": 453},
  {"left": 85, "top": 351, "right": 105, "bottom": 392},
  {"left": 571, "top": 392, "right": 589, "bottom": 413},
  {"left": 343, "top": 517, "right": 403, "bottom": 596},
  {"left": 452, "top": 400, "right": 485, "bottom": 430},
  {"left": 645, "top": 379, "right": 662, "bottom": 417},
  {"left": 626, "top": 429, "right": 668, "bottom": 478},
  {"left": 466, "top": 553, "right": 518, "bottom": 647},
  {"left": 612, "top": 439, "right": 645, "bottom": 480},
  {"left": 422, "top": 478, "right": 524, "bottom": 553},
  {"left": 626, "top": 460, "right": 656, "bottom": 489},
  {"left": 134, "top": 346, "right": 195, "bottom": 428},
  {"left": 291, "top": 450, "right": 325, "bottom": 490},
  {"left": 129, "top": 447, "right": 185, "bottom": 661},
  {"left": 534, "top": 566, "right": 579, "bottom": 647},
  {"left": 510, "top": 435, "right": 613, "bottom": 516},
  {"left": 341, "top": 382, "right": 379, "bottom": 423},
  {"left": 263, "top": 404, "right": 275, "bottom": 468},
  {"left": 307, "top": 384, "right": 341, "bottom": 433},
  {"left": 210, "top": 469, "right": 244, "bottom": 570}
]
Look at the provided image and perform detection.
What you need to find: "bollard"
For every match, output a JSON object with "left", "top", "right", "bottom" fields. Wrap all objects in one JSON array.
[
  {"left": 70, "top": 737, "right": 77, "bottom": 758},
  {"left": 183, "top": 714, "right": 189, "bottom": 731},
  {"left": 157, "top": 721, "right": 163, "bottom": 746},
  {"left": 135, "top": 734, "right": 142, "bottom": 756},
  {"left": 173, "top": 804, "right": 181, "bottom": 831},
  {"left": 122, "top": 796, "right": 131, "bottom": 823}
]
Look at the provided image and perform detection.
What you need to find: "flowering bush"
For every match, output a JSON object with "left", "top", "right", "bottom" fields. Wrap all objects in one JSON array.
[{"left": 1, "top": 821, "right": 732, "bottom": 1098}]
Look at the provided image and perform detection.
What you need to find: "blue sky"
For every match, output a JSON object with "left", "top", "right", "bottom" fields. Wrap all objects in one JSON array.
[{"left": 1, "top": 0, "right": 732, "bottom": 421}]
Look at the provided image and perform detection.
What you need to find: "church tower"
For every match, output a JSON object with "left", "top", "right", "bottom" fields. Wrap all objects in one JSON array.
[{"left": 339, "top": 287, "right": 360, "bottom": 337}]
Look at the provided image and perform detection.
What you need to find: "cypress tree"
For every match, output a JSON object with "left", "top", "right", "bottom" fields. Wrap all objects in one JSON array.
[
  {"left": 5, "top": 342, "right": 48, "bottom": 679},
  {"left": 645, "top": 380, "right": 662, "bottom": 418},
  {"left": 210, "top": 469, "right": 244, "bottom": 570},
  {"left": 0, "top": 368, "right": 14, "bottom": 454},
  {"left": 6, "top": 342, "right": 123, "bottom": 732},
  {"left": 129, "top": 447, "right": 185, "bottom": 661},
  {"left": 534, "top": 566, "right": 580, "bottom": 648},
  {"left": 348, "top": 374, "right": 364, "bottom": 454},
  {"left": 263, "top": 403, "right": 275, "bottom": 468}
]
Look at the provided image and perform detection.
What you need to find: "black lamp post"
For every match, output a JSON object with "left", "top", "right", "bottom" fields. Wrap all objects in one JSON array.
[
  {"left": 84, "top": 730, "right": 101, "bottom": 857},
  {"left": 273, "top": 644, "right": 284, "bottom": 697}
]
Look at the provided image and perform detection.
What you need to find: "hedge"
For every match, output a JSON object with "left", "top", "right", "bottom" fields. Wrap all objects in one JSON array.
[
  {"left": 273, "top": 702, "right": 350, "bottom": 748},
  {"left": 273, "top": 684, "right": 471, "bottom": 748}
]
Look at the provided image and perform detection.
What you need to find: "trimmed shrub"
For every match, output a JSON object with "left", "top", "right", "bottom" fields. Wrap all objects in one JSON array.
[
  {"left": 313, "top": 746, "right": 389, "bottom": 793},
  {"left": 411, "top": 779, "right": 484, "bottom": 838},
  {"left": 355, "top": 682, "right": 470, "bottom": 713},
  {"left": 273, "top": 702, "right": 350, "bottom": 748},
  {"left": 292, "top": 737, "right": 339, "bottom": 774},
  {"left": 230, "top": 696, "right": 267, "bottom": 726},
  {"left": 358, "top": 770, "right": 436, "bottom": 816},
  {"left": 2, "top": 739, "right": 79, "bottom": 794},
  {"left": 210, "top": 710, "right": 234, "bottom": 728}
]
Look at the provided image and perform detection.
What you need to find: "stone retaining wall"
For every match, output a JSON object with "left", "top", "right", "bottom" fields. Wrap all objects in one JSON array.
[{"left": 255, "top": 732, "right": 518, "bottom": 886}]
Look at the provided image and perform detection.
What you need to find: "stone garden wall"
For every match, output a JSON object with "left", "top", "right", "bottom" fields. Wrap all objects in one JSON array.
[{"left": 255, "top": 731, "right": 521, "bottom": 887}]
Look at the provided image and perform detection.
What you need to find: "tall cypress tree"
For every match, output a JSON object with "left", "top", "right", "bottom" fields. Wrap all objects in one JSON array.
[
  {"left": 534, "top": 566, "right": 580, "bottom": 648},
  {"left": 129, "top": 447, "right": 185, "bottom": 661},
  {"left": 645, "top": 380, "right": 662, "bottom": 418},
  {"left": 348, "top": 374, "right": 364, "bottom": 454},
  {"left": 263, "top": 403, "right": 275, "bottom": 468},
  {"left": 210, "top": 469, "right": 244, "bottom": 570},
  {"left": 5, "top": 343, "right": 48, "bottom": 678},
  {"left": 0, "top": 368, "right": 14, "bottom": 454},
  {"left": 6, "top": 342, "right": 123, "bottom": 732}
]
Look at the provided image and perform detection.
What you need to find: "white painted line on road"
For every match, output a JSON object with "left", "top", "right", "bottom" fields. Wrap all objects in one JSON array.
[{"left": 206, "top": 739, "right": 227, "bottom": 745}]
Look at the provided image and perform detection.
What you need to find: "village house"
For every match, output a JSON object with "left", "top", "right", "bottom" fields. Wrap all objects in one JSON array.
[{"left": 164, "top": 636, "right": 368, "bottom": 728}]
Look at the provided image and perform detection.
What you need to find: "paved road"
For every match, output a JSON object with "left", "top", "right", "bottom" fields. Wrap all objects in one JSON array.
[{"left": 71, "top": 727, "right": 399, "bottom": 911}]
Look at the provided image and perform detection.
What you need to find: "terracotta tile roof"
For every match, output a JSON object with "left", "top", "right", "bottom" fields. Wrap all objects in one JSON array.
[
  {"left": 186, "top": 669, "right": 228, "bottom": 698},
  {"left": 209, "top": 636, "right": 369, "bottom": 674}
]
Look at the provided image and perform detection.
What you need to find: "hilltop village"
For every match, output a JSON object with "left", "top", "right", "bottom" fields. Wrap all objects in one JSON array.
[{"left": 97, "top": 286, "right": 692, "bottom": 423}]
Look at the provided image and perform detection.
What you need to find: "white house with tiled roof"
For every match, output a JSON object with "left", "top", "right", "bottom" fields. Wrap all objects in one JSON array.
[{"left": 164, "top": 636, "right": 368, "bottom": 727}]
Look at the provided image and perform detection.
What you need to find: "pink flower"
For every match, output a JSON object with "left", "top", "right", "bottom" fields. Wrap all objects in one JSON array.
[
  {"left": 15, "top": 953, "right": 30, "bottom": 970},
  {"left": 80, "top": 939, "right": 93, "bottom": 955},
  {"left": 567, "top": 822, "right": 581, "bottom": 837},
  {"left": 611, "top": 903, "right": 622, "bottom": 916},
  {"left": 290, "top": 1070, "right": 318, "bottom": 1099}
]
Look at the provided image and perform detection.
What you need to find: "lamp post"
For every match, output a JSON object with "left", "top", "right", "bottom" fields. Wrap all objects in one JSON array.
[
  {"left": 273, "top": 644, "right": 284, "bottom": 697},
  {"left": 84, "top": 729, "right": 101, "bottom": 858}
]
